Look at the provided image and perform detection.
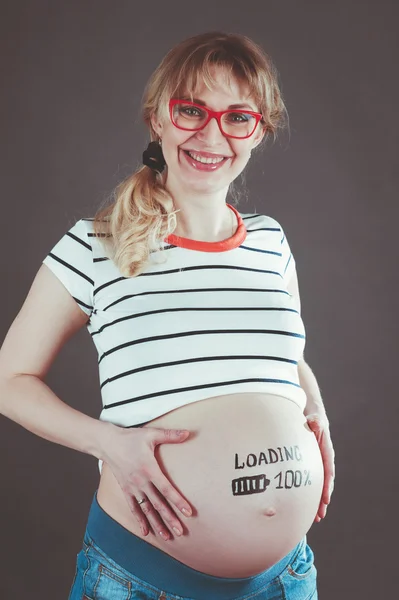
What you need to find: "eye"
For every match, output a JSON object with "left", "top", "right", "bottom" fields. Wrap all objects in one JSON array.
[
  {"left": 179, "top": 105, "right": 206, "bottom": 117},
  {"left": 227, "top": 112, "right": 252, "bottom": 123}
]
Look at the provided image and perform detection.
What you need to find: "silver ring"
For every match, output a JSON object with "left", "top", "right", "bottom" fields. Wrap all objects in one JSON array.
[{"left": 137, "top": 497, "right": 148, "bottom": 505}]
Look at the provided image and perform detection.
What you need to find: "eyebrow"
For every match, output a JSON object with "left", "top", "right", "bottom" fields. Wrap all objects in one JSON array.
[{"left": 180, "top": 96, "right": 256, "bottom": 111}]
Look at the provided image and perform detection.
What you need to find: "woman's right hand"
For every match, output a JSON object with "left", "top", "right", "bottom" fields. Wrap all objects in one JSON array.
[{"left": 101, "top": 425, "right": 193, "bottom": 540}]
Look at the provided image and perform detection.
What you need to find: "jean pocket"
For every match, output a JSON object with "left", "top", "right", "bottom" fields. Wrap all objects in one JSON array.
[
  {"left": 83, "top": 550, "right": 133, "bottom": 600},
  {"left": 283, "top": 539, "right": 316, "bottom": 581},
  {"left": 84, "top": 537, "right": 163, "bottom": 599},
  {"left": 68, "top": 549, "right": 91, "bottom": 600},
  {"left": 92, "top": 563, "right": 132, "bottom": 600}
]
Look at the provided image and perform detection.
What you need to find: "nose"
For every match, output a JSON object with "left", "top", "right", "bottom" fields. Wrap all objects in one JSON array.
[{"left": 196, "top": 116, "right": 225, "bottom": 142}]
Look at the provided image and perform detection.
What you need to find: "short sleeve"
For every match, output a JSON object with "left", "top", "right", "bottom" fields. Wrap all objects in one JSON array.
[
  {"left": 277, "top": 220, "right": 296, "bottom": 285},
  {"left": 42, "top": 219, "right": 94, "bottom": 317}
]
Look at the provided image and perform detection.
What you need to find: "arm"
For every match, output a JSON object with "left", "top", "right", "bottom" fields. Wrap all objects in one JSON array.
[
  {"left": 0, "top": 263, "right": 117, "bottom": 461},
  {"left": 286, "top": 269, "right": 335, "bottom": 522},
  {"left": 286, "top": 269, "right": 330, "bottom": 425},
  {"left": 298, "top": 359, "right": 329, "bottom": 426},
  {"left": 0, "top": 262, "right": 194, "bottom": 538}
]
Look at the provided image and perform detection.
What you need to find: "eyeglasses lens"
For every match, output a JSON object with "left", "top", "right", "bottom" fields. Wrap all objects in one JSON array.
[{"left": 172, "top": 103, "right": 257, "bottom": 138}]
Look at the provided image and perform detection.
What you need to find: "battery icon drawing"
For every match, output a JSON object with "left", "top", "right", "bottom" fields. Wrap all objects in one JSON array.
[{"left": 232, "top": 473, "right": 271, "bottom": 496}]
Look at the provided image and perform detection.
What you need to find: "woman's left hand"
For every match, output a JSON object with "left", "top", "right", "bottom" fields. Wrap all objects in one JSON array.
[{"left": 306, "top": 414, "right": 335, "bottom": 523}]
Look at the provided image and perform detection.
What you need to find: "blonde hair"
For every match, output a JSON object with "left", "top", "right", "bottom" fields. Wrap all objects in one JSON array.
[{"left": 93, "top": 31, "right": 289, "bottom": 277}]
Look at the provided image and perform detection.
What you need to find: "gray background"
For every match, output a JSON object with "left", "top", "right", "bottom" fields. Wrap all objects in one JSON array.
[{"left": 1, "top": 1, "right": 397, "bottom": 598}]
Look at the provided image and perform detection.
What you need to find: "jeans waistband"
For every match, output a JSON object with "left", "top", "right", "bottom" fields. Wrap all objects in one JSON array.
[{"left": 86, "top": 490, "right": 305, "bottom": 599}]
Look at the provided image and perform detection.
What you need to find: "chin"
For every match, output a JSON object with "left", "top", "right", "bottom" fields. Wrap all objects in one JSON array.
[{"left": 181, "top": 177, "right": 231, "bottom": 194}]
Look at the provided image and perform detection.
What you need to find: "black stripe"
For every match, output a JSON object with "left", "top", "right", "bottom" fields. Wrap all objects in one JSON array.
[
  {"left": 66, "top": 230, "right": 91, "bottom": 251},
  {"left": 101, "top": 287, "right": 289, "bottom": 311},
  {"left": 132, "top": 264, "right": 280, "bottom": 278},
  {"left": 239, "top": 245, "right": 281, "bottom": 256},
  {"left": 246, "top": 227, "right": 280, "bottom": 232},
  {"left": 97, "top": 328, "right": 305, "bottom": 364},
  {"left": 47, "top": 252, "right": 94, "bottom": 285},
  {"left": 99, "top": 354, "right": 298, "bottom": 390},
  {"left": 103, "top": 377, "right": 302, "bottom": 409},
  {"left": 72, "top": 296, "right": 93, "bottom": 310},
  {"left": 91, "top": 306, "right": 298, "bottom": 336},
  {"left": 94, "top": 275, "right": 128, "bottom": 296},
  {"left": 93, "top": 236, "right": 281, "bottom": 262},
  {"left": 87, "top": 232, "right": 111, "bottom": 238},
  {"left": 241, "top": 214, "right": 262, "bottom": 220},
  {"left": 73, "top": 297, "right": 93, "bottom": 313},
  {"left": 82, "top": 218, "right": 109, "bottom": 223},
  {"left": 284, "top": 254, "right": 293, "bottom": 274},
  {"left": 152, "top": 243, "right": 176, "bottom": 251},
  {"left": 93, "top": 265, "right": 283, "bottom": 295}
]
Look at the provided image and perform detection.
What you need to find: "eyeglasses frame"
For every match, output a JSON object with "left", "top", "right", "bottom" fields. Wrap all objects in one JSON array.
[{"left": 168, "top": 98, "right": 264, "bottom": 140}]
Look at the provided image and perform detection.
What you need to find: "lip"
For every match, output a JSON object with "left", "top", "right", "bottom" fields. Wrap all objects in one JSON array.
[
  {"left": 182, "top": 149, "right": 233, "bottom": 159},
  {"left": 181, "top": 149, "right": 230, "bottom": 171}
]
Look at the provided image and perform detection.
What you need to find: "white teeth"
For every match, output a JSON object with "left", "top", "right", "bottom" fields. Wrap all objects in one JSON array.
[{"left": 187, "top": 151, "right": 225, "bottom": 164}]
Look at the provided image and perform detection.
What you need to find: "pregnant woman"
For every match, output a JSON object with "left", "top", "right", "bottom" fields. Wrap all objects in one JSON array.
[{"left": 0, "top": 31, "right": 335, "bottom": 600}]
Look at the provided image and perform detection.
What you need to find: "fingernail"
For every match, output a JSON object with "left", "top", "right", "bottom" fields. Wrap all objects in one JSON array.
[
  {"left": 182, "top": 508, "right": 192, "bottom": 517},
  {"left": 173, "top": 527, "right": 182, "bottom": 536},
  {"left": 159, "top": 531, "right": 169, "bottom": 540}
]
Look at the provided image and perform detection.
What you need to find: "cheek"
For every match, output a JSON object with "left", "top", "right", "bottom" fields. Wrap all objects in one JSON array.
[
  {"left": 236, "top": 142, "right": 252, "bottom": 159},
  {"left": 229, "top": 141, "right": 251, "bottom": 160},
  {"left": 229, "top": 148, "right": 251, "bottom": 171},
  {"left": 163, "top": 133, "right": 196, "bottom": 161}
]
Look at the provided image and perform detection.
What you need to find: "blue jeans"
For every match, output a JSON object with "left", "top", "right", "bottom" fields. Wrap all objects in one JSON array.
[{"left": 68, "top": 491, "right": 318, "bottom": 600}]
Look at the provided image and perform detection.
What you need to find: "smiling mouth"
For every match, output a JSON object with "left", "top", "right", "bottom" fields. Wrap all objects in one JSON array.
[{"left": 182, "top": 149, "right": 231, "bottom": 164}]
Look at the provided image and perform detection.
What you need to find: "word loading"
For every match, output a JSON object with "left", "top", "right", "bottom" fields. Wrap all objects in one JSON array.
[{"left": 234, "top": 445, "right": 303, "bottom": 469}]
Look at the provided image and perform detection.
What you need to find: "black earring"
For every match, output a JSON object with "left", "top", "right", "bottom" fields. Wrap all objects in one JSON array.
[{"left": 142, "top": 139, "right": 166, "bottom": 173}]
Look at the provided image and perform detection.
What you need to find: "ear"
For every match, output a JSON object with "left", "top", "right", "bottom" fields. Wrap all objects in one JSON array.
[
  {"left": 251, "top": 125, "right": 267, "bottom": 150},
  {"left": 150, "top": 113, "right": 163, "bottom": 138}
]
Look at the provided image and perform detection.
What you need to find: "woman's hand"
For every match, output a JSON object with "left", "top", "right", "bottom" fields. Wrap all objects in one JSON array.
[
  {"left": 306, "top": 414, "right": 335, "bottom": 523},
  {"left": 101, "top": 425, "right": 193, "bottom": 541}
]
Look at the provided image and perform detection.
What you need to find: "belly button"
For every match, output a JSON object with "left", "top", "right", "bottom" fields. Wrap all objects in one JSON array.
[{"left": 263, "top": 507, "right": 277, "bottom": 517}]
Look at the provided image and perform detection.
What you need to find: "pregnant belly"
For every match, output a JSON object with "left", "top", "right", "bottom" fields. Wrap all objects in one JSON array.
[{"left": 96, "top": 393, "right": 324, "bottom": 578}]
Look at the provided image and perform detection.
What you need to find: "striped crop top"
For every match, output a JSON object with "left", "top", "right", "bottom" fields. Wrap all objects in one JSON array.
[{"left": 42, "top": 204, "right": 307, "bottom": 433}]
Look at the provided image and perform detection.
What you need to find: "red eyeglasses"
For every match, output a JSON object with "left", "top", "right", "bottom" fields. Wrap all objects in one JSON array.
[{"left": 169, "top": 99, "right": 264, "bottom": 139}]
